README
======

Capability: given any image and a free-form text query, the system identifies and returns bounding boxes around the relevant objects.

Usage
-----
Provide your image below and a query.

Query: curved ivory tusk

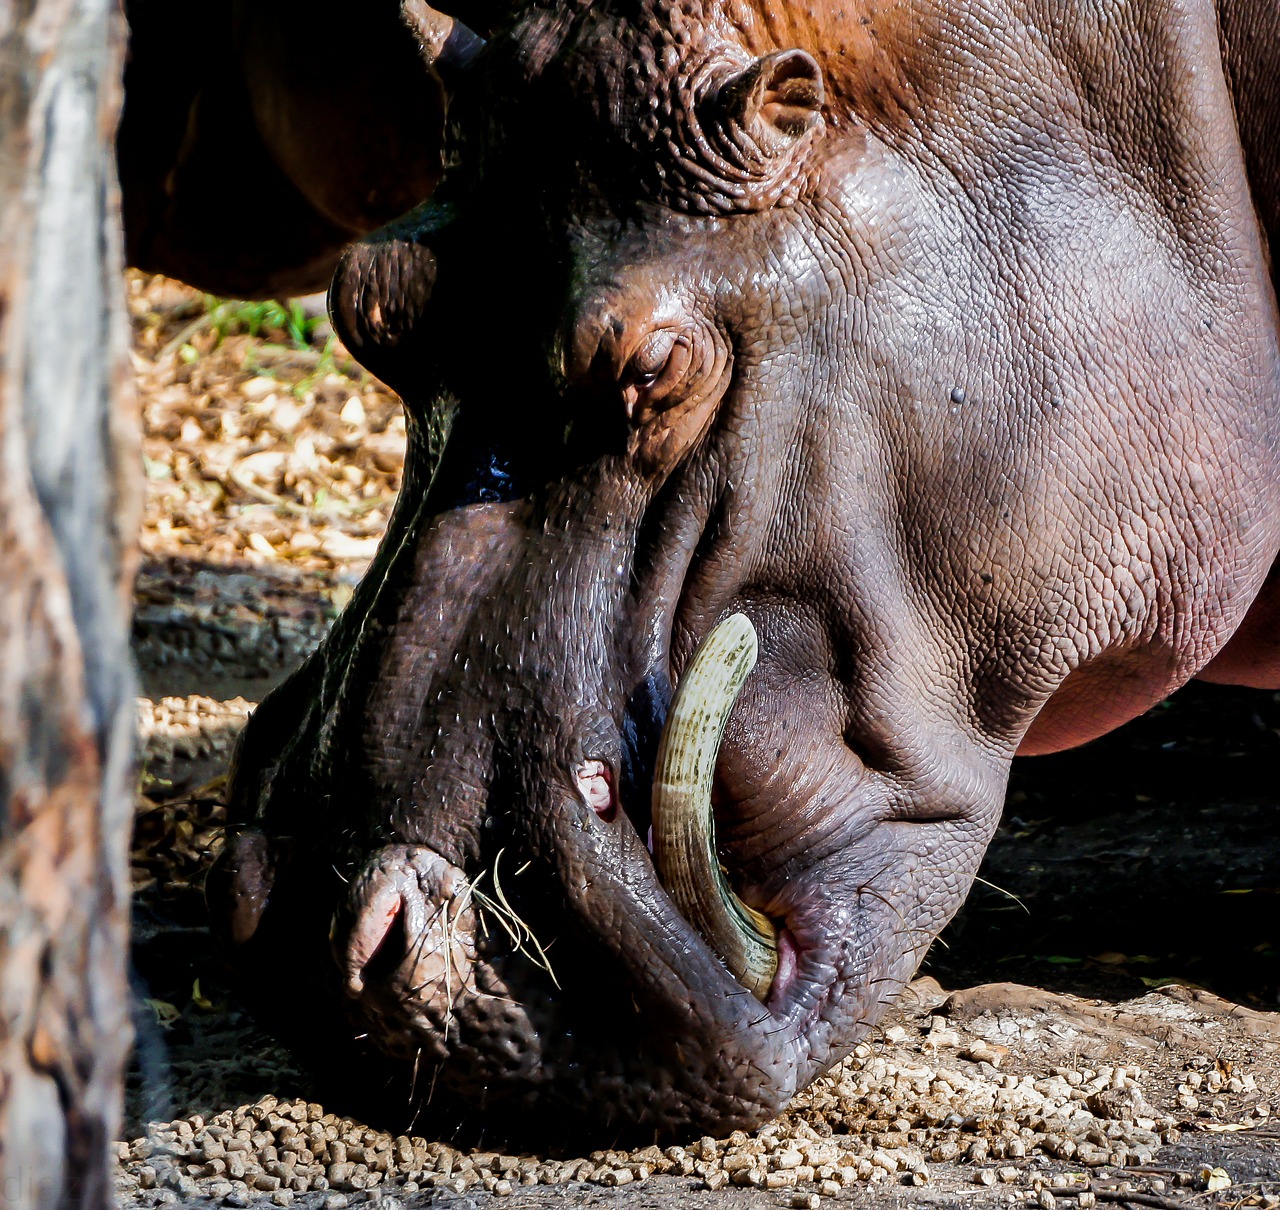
[651,613,779,1000]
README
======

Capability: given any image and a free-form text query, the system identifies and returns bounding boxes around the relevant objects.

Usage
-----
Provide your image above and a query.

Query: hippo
[206,0,1280,1142]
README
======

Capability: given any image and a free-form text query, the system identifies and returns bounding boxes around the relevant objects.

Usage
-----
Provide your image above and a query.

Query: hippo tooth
[575,759,616,820]
[651,612,779,1000]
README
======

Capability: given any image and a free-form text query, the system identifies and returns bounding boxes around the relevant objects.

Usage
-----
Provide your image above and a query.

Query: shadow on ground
[927,680,1280,1010]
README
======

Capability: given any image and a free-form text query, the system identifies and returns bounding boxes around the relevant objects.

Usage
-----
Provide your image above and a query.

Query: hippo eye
[622,329,693,414]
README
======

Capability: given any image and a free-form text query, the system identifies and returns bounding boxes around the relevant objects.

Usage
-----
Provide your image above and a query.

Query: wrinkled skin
[208,0,1280,1141]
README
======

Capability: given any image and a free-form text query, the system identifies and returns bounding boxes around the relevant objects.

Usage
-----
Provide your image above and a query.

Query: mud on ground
[119,277,1280,1209]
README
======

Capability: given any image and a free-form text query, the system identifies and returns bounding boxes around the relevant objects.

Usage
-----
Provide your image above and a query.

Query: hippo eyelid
[624,329,689,388]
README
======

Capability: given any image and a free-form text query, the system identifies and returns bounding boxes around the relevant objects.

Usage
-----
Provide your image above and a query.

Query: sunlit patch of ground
[129,272,403,575]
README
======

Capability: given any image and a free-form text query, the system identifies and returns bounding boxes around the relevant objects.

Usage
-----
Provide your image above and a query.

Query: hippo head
[210,0,1280,1140]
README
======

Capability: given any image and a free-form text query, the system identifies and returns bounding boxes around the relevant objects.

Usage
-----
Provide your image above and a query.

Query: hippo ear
[715,49,826,145]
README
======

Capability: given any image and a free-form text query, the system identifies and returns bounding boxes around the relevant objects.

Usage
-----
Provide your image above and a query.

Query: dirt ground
[119,276,1280,1209]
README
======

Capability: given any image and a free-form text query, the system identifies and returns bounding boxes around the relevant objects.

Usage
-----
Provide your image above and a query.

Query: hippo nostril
[359,904,410,992]
[338,882,407,995]
[206,827,277,949]
[574,759,616,820]
[334,844,482,1034]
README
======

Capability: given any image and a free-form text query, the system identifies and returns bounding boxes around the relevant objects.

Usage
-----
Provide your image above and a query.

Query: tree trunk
[0,3,136,1208]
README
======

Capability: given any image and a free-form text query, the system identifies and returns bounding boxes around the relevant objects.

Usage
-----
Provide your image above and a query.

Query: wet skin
[210,0,1280,1140]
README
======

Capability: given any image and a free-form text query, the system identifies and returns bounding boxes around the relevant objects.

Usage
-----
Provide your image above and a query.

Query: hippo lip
[564,795,807,1024]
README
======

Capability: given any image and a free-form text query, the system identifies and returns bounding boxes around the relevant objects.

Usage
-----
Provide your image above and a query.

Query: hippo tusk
[651,613,779,1000]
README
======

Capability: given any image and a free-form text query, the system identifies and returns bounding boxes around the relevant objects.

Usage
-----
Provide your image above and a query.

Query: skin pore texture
[206,0,1280,1142]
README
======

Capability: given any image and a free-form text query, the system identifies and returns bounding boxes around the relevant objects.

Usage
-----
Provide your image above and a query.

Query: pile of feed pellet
[114,1024,1217,1208]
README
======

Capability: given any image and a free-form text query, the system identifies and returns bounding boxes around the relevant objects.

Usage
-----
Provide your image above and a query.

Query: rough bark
[0,2,136,1208]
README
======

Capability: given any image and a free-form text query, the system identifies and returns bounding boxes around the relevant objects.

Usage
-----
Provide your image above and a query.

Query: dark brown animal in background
[119,0,485,297]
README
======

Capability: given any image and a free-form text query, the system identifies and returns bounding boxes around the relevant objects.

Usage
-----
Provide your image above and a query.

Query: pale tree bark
[0,2,136,1208]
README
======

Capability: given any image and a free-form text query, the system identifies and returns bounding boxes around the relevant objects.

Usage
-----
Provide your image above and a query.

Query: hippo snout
[330,845,549,1083]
